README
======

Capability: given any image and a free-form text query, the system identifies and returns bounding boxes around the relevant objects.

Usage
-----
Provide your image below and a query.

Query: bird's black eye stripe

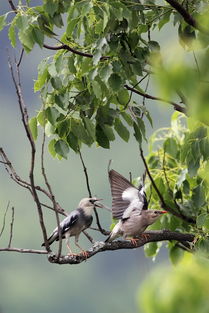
[90,199,95,204]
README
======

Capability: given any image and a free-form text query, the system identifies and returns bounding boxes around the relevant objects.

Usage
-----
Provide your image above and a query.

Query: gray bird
[105,170,167,243]
[42,197,103,255]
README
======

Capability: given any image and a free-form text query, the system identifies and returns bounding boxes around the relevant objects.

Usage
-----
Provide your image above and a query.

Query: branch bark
[139,147,196,224]
[124,84,187,114]
[48,230,195,265]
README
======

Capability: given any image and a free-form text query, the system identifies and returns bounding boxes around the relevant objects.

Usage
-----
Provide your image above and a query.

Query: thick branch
[48,230,194,265]
[124,84,186,114]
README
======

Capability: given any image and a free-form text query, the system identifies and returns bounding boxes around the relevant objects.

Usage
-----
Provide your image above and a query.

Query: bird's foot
[79,250,89,259]
[130,238,139,246]
[140,233,150,240]
[67,252,78,257]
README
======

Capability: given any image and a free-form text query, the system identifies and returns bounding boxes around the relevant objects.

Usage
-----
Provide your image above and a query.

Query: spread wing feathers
[109,169,147,220]
[43,211,79,246]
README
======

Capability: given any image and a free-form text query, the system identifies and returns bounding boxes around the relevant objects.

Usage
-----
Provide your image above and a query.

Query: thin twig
[139,147,195,223]
[83,230,95,244]
[8,206,15,248]
[17,49,24,67]
[78,150,109,235]
[124,84,187,114]
[164,0,208,34]
[0,247,48,254]
[41,130,62,258]
[0,202,10,238]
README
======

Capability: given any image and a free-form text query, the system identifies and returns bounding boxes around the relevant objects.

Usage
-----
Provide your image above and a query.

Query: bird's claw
[140,233,150,240]
[130,238,139,246]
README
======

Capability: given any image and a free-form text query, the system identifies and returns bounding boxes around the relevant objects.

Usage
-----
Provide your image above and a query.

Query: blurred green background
[0,2,178,313]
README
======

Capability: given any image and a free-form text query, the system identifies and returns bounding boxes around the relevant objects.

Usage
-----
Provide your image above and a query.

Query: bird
[105,169,167,243]
[42,197,103,255]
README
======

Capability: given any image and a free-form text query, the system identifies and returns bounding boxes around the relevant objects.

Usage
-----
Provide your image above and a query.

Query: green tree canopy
[1,0,209,262]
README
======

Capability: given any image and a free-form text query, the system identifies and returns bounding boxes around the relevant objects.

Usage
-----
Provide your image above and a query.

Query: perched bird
[42,197,103,255]
[105,170,167,243]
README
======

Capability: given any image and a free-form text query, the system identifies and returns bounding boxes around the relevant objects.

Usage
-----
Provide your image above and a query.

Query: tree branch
[124,84,187,114]
[41,130,62,257]
[78,150,109,235]
[8,206,15,248]
[48,230,195,265]
[0,247,48,254]
[8,56,50,252]
[165,0,198,31]
[139,147,196,224]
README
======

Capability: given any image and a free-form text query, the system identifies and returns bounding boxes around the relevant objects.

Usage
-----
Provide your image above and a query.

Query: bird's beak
[160,210,167,214]
[94,199,103,208]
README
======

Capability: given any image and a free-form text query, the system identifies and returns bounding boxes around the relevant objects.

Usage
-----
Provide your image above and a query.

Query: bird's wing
[59,210,79,234]
[109,170,139,219]
[109,169,148,220]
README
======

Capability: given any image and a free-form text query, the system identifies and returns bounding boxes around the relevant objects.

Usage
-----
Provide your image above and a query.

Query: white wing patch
[122,187,139,202]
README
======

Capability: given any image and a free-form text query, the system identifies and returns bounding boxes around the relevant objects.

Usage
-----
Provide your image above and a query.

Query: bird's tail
[41,232,57,247]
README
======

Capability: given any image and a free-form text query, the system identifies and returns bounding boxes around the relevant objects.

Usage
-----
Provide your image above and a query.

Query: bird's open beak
[160,210,167,214]
[94,199,103,208]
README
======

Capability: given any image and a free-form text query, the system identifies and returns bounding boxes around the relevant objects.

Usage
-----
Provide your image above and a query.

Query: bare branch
[7,0,17,12]
[41,130,62,258]
[165,0,208,34]
[139,147,196,224]
[8,56,50,251]
[48,230,195,265]
[0,247,48,254]
[124,84,187,114]
[8,206,15,248]
[78,150,109,235]
[0,202,10,238]
[83,230,95,244]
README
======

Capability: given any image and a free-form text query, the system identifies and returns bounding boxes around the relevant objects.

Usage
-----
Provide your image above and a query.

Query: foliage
[2,0,209,260]
[139,253,209,313]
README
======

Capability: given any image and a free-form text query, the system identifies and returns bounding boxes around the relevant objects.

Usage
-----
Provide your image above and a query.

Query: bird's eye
[89,199,95,204]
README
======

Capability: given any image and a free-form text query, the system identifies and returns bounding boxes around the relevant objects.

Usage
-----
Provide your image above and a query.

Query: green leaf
[67,132,79,153]
[0,14,6,31]
[169,245,184,265]
[192,185,205,208]
[37,111,46,126]
[108,73,123,91]
[164,137,178,158]
[99,64,113,82]
[68,57,76,74]
[101,124,115,141]
[43,0,58,17]
[117,89,130,105]
[45,107,60,125]
[96,124,110,149]
[71,119,93,145]
[121,111,133,126]
[133,122,142,144]
[32,27,44,48]
[144,242,158,257]
[29,117,38,140]
[18,27,35,52]
[83,117,95,140]
[54,139,69,159]
[114,118,130,142]
[48,139,57,157]
[8,22,16,47]
[197,213,207,228]
[92,80,102,99]
[66,18,80,37]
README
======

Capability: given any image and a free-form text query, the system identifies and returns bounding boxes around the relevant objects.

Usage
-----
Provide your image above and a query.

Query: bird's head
[144,209,167,224]
[78,197,103,214]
